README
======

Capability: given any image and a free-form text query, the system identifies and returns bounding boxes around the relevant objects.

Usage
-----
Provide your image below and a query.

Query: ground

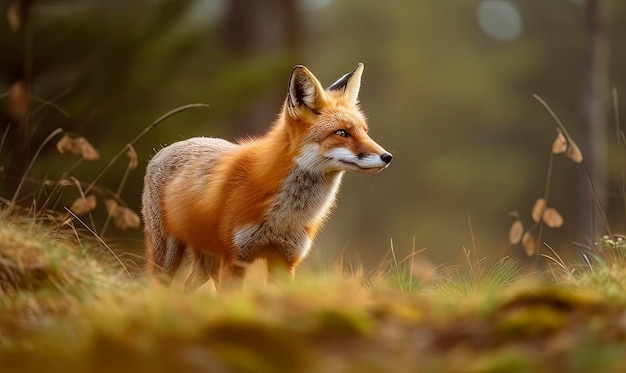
[2,220,626,373]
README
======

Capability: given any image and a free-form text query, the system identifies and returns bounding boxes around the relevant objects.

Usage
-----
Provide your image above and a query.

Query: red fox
[142,63,392,290]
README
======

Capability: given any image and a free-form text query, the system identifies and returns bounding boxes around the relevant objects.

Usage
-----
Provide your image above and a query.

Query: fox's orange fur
[142,63,392,291]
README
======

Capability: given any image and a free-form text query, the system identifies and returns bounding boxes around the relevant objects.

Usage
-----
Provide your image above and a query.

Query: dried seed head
[566,141,583,163]
[542,207,564,228]
[105,199,118,215]
[74,137,100,160]
[531,198,546,223]
[6,81,28,121]
[126,145,138,170]
[56,134,74,154]
[7,2,21,32]
[509,220,524,245]
[56,135,100,161]
[552,130,567,154]
[117,207,140,229]
[411,256,437,282]
[106,199,140,229]
[70,195,96,215]
[522,232,536,256]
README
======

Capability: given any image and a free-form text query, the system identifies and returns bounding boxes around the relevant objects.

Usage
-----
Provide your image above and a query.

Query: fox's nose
[380,152,393,164]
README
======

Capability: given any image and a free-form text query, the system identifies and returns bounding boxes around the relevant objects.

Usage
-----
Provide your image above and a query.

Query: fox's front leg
[264,250,297,284]
[182,251,219,292]
[215,259,249,292]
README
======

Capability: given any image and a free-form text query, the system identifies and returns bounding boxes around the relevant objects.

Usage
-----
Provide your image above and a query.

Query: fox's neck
[267,166,343,232]
[255,123,344,230]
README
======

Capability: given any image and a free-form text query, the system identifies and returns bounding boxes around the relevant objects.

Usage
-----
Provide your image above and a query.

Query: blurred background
[1,0,625,268]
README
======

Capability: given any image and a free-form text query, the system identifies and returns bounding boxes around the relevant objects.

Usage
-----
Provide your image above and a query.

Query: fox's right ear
[287,65,327,119]
[327,63,363,103]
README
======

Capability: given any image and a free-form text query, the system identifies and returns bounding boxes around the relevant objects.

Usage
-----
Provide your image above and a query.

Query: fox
[142,63,392,291]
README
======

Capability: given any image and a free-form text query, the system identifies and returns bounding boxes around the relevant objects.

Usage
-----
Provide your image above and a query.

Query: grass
[2,71,625,371]
[2,219,626,372]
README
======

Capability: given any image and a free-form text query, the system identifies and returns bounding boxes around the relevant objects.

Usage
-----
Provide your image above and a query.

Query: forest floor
[2,218,626,373]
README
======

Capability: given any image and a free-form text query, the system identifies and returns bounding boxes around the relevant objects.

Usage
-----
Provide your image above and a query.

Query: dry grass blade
[531,198,546,223]
[533,94,584,163]
[540,243,568,272]
[542,207,564,228]
[2,128,64,218]
[63,207,130,277]
[84,103,210,194]
[509,220,524,245]
[31,97,71,118]
[522,232,536,256]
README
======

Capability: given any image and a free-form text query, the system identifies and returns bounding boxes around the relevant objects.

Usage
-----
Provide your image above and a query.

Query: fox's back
[142,137,237,246]
[143,137,237,196]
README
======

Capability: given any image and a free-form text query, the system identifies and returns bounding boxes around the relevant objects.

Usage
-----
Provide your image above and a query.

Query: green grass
[2,220,626,372]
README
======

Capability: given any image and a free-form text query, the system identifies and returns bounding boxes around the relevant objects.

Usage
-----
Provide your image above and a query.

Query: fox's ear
[287,65,327,118]
[327,63,364,103]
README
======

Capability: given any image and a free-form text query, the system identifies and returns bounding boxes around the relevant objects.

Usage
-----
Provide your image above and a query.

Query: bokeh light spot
[477,1,522,41]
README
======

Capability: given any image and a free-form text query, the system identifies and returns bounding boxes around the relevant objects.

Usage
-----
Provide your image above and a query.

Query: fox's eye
[334,129,351,138]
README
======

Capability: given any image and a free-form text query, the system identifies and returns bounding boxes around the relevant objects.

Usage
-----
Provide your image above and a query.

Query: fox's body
[142,63,392,290]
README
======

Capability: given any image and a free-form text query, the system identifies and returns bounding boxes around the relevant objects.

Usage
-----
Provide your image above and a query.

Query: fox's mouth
[339,160,387,173]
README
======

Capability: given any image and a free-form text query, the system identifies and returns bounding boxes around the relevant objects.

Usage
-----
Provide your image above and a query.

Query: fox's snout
[380,152,393,164]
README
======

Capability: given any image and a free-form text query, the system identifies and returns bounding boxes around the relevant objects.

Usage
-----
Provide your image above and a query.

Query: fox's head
[284,63,392,174]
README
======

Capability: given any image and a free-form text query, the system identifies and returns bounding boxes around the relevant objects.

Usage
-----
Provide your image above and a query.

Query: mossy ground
[2,220,626,372]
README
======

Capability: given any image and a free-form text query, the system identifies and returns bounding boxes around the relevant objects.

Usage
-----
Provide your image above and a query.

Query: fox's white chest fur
[233,167,343,261]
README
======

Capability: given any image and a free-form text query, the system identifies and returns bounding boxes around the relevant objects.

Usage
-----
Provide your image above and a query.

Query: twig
[84,103,210,194]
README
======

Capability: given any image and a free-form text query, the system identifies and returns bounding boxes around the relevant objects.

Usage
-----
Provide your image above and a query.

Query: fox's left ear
[287,65,327,119]
[327,63,364,103]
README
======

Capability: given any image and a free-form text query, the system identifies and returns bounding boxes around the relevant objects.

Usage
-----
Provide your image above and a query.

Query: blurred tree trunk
[578,0,610,240]
[220,0,301,134]
[3,0,33,197]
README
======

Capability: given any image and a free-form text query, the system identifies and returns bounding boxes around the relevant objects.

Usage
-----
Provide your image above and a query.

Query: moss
[467,347,539,373]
